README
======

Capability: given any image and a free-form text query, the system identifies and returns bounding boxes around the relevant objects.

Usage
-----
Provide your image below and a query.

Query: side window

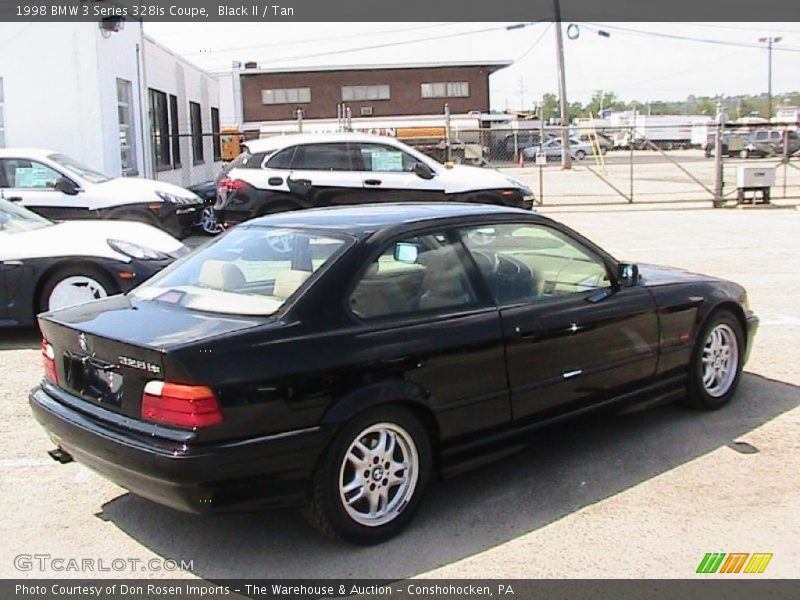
[266,146,296,169]
[353,143,418,172]
[0,159,62,189]
[350,233,477,319]
[291,143,353,171]
[459,223,610,305]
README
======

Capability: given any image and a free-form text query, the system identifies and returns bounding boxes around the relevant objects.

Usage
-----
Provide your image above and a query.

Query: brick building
[233,61,511,124]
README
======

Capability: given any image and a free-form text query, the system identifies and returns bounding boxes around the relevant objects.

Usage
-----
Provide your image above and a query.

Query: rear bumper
[29,385,330,513]
[156,203,203,238]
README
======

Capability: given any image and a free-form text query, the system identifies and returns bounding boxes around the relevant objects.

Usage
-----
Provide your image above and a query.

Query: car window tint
[291,143,352,171]
[350,234,477,319]
[460,223,610,305]
[0,159,61,189]
[221,150,266,175]
[353,143,417,172]
[266,147,296,169]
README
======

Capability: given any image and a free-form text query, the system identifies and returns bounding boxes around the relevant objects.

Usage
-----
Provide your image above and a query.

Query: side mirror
[413,162,435,180]
[53,177,79,195]
[617,263,640,287]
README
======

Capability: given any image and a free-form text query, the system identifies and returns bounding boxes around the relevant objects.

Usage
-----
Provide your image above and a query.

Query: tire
[199,205,223,236]
[740,149,750,159]
[38,265,118,313]
[684,310,745,410]
[575,150,586,160]
[304,405,432,544]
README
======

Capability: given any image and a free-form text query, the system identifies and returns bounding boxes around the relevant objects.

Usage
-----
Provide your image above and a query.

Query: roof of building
[237,60,513,76]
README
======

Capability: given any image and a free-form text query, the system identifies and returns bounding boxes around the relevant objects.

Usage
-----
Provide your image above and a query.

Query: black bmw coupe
[30,203,757,543]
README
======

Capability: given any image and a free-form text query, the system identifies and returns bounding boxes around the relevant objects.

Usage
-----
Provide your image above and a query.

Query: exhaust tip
[47,448,74,464]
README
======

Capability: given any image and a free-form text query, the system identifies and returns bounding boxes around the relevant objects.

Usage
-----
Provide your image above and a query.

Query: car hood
[42,294,269,350]
[637,263,717,286]
[437,164,529,194]
[91,177,201,202]
[0,220,185,262]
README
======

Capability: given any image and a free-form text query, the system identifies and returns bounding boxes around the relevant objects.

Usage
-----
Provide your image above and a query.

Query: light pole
[758,36,782,120]
[553,0,571,169]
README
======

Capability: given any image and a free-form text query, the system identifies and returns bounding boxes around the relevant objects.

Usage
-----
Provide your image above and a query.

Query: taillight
[142,381,222,429]
[41,339,57,384]
[217,177,247,193]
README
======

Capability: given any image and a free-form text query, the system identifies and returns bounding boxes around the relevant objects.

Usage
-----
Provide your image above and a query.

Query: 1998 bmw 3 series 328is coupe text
[30,203,758,543]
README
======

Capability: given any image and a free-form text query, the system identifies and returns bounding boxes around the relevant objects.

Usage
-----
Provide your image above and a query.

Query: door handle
[267,177,283,186]
[513,326,538,341]
[364,179,382,186]
[7,197,22,202]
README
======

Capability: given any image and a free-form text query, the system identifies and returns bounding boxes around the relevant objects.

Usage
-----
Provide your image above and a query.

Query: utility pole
[713,98,725,208]
[553,0,571,169]
[759,36,782,120]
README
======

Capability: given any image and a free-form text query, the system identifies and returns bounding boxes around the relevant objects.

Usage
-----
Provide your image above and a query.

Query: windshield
[47,153,111,184]
[0,198,53,233]
[132,226,349,316]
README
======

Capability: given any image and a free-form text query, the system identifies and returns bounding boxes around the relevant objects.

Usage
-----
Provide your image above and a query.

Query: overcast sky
[144,22,800,110]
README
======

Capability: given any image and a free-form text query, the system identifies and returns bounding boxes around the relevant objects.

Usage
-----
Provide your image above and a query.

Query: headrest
[273,269,310,300]
[199,260,246,291]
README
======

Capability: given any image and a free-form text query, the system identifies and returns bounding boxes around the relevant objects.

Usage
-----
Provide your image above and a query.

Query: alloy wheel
[701,323,739,398]
[48,276,108,310]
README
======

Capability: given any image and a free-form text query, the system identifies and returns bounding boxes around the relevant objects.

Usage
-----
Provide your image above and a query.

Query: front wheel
[740,148,750,159]
[305,406,432,544]
[39,266,117,313]
[684,310,744,410]
[199,205,223,235]
[575,150,586,160]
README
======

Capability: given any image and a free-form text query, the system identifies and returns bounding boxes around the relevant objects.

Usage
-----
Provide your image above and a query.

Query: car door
[347,228,509,442]
[458,221,659,422]
[0,158,87,220]
[350,142,445,202]
[284,142,366,207]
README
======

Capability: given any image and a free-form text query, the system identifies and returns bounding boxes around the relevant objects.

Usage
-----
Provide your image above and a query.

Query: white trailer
[611,114,709,150]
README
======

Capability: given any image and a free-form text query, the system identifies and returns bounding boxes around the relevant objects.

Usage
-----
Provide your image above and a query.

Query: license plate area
[63,352,124,407]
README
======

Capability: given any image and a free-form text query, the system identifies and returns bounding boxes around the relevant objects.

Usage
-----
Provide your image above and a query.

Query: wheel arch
[698,299,748,348]
[33,258,121,317]
[321,380,443,475]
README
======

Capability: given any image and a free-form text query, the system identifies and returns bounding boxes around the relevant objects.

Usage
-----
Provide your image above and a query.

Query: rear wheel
[575,150,587,160]
[305,405,432,544]
[684,310,744,410]
[39,266,118,313]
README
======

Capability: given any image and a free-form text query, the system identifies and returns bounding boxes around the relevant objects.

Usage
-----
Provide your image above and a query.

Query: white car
[0,199,188,327]
[213,133,535,226]
[0,149,204,239]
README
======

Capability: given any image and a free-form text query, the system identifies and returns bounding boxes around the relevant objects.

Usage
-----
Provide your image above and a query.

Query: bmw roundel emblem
[78,333,89,353]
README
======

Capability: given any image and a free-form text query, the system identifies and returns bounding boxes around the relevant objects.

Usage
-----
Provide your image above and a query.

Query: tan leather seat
[417,248,472,310]
[273,269,311,300]
[199,260,246,291]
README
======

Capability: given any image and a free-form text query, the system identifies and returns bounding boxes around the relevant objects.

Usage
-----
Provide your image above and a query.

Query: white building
[0,22,222,186]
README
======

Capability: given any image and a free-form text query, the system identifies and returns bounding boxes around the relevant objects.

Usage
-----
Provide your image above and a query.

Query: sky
[143,22,800,110]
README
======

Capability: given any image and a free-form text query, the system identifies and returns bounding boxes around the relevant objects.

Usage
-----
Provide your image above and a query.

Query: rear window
[132,227,349,316]
[221,150,267,175]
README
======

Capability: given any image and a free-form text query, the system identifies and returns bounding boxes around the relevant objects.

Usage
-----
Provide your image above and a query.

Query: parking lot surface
[1,207,798,579]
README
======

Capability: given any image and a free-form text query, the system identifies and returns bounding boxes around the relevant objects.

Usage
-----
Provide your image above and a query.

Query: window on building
[341,85,390,102]
[261,88,311,105]
[149,89,170,170]
[169,94,181,168]
[116,79,138,176]
[190,101,203,164]
[211,107,221,161]
[0,78,5,148]
[420,81,470,98]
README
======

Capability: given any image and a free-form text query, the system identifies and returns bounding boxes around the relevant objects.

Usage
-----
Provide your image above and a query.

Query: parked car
[0,149,204,239]
[0,198,186,327]
[575,133,613,154]
[522,137,594,161]
[704,131,748,158]
[740,129,800,159]
[502,130,550,155]
[31,203,757,543]
[187,180,224,235]
[213,134,535,227]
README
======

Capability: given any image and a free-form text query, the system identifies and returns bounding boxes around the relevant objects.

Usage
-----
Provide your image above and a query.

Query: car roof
[243,202,541,238]
[243,133,409,154]
[0,148,59,160]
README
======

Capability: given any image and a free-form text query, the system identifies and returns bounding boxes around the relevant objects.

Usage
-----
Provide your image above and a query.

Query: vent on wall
[360,106,374,116]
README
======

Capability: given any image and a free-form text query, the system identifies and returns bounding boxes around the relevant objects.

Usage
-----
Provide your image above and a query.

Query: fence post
[629,125,634,203]
[444,103,452,164]
[713,99,725,207]
[296,108,304,133]
[783,125,789,198]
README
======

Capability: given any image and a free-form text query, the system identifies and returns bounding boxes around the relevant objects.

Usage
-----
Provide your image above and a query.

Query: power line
[514,23,552,63]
